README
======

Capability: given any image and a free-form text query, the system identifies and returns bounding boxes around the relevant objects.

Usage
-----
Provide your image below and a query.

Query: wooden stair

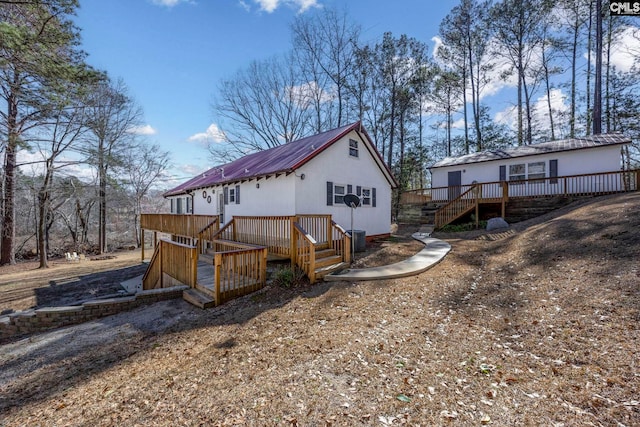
[301,248,349,280]
[183,287,215,309]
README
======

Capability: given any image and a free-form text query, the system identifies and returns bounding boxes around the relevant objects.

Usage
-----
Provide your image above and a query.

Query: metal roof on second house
[431,133,631,169]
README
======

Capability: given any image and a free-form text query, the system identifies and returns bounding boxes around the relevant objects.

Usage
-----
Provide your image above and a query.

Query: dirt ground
[0,249,145,313]
[1,192,639,426]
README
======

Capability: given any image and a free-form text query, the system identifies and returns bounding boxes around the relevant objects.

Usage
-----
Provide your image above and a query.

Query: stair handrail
[330,220,351,265]
[212,218,235,241]
[435,184,480,228]
[142,242,161,290]
[292,221,317,284]
[197,217,220,254]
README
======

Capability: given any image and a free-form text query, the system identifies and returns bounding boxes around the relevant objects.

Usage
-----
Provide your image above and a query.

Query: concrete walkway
[325,226,451,282]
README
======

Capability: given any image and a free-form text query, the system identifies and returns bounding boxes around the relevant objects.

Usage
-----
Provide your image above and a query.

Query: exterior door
[448,171,462,200]
[218,192,224,224]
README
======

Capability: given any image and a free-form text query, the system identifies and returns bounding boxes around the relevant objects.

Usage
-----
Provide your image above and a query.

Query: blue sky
[74,0,457,185]
[72,0,639,187]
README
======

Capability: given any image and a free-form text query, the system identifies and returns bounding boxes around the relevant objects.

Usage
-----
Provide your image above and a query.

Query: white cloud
[188,123,226,144]
[17,150,96,182]
[431,36,443,61]
[287,81,334,108]
[151,0,189,7]
[128,124,157,135]
[609,26,639,73]
[494,88,570,134]
[253,0,320,13]
[531,88,569,131]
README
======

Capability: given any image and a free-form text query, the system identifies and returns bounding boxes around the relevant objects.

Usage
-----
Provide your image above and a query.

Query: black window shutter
[372,187,377,207]
[224,187,228,205]
[550,159,558,183]
[170,199,175,213]
[356,186,361,196]
[235,185,240,204]
[347,184,352,194]
[326,181,333,206]
[499,165,506,181]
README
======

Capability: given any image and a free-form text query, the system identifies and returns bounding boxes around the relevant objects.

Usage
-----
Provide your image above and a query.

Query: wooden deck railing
[428,169,639,228]
[215,216,293,257]
[292,222,317,284]
[140,214,219,237]
[330,221,351,265]
[434,185,480,229]
[420,169,640,203]
[142,239,198,290]
[210,240,268,305]
[197,217,220,254]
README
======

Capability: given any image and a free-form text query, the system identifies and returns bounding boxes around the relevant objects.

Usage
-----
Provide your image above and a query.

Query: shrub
[272,266,305,288]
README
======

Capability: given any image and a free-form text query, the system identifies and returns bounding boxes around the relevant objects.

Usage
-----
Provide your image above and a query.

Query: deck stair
[306,246,348,280]
[183,287,215,309]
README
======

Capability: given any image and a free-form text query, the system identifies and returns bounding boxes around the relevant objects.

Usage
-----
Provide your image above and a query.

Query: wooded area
[210,1,639,194]
[1,0,639,267]
[0,0,170,266]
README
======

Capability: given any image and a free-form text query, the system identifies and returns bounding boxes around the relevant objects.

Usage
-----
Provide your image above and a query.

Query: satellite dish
[343,193,361,208]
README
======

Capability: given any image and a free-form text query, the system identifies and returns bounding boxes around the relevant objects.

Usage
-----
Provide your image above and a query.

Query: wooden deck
[400,169,640,228]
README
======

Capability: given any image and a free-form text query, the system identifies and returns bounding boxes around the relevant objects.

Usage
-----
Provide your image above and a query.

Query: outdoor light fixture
[256,183,260,189]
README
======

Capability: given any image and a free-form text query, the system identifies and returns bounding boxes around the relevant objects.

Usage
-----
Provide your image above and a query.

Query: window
[176,198,183,214]
[186,196,192,213]
[349,139,359,157]
[334,184,345,205]
[528,161,546,180]
[170,199,175,213]
[361,188,371,205]
[509,164,526,182]
[229,188,235,203]
[549,159,558,184]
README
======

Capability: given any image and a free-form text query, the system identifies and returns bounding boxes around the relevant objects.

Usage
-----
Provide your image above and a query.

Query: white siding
[223,175,296,222]
[166,130,393,237]
[431,145,623,189]
[295,130,392,236]
[192,187,219,215]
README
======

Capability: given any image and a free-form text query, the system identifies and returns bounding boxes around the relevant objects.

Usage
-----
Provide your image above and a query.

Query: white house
[430,134,632,199]
[164,122,397,238]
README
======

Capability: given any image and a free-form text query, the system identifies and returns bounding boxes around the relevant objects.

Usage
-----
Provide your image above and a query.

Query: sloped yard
[1,192,639,426]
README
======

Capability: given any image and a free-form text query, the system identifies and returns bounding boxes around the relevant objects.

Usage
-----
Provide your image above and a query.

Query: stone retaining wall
[0,285,188,342]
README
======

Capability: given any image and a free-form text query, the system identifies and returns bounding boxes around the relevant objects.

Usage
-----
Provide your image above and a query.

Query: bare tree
[440,0,494,152]
[120,142,170,247]
[29,96,87,267]
[83,78,142,254]
[491,0,554,145]
[212,54,310,160]
[291,8,360,128]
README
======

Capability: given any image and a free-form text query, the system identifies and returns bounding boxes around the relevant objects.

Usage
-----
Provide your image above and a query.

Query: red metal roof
[165,122,393,196]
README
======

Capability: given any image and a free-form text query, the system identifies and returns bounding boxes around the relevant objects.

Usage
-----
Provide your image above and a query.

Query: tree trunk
[586,0,594,135]
[1,93,18,266]
[593,0,603,134]
[37,190,49,269]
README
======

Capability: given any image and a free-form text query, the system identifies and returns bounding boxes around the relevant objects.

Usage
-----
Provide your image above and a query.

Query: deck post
[326,215,332,248]
[214,253,222,305]
[290,217,297,268]
[159,241,164,288]
[474,185,479,229]
[141,228,145,261]
[261,247,268,284]
[191,247,198,288]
